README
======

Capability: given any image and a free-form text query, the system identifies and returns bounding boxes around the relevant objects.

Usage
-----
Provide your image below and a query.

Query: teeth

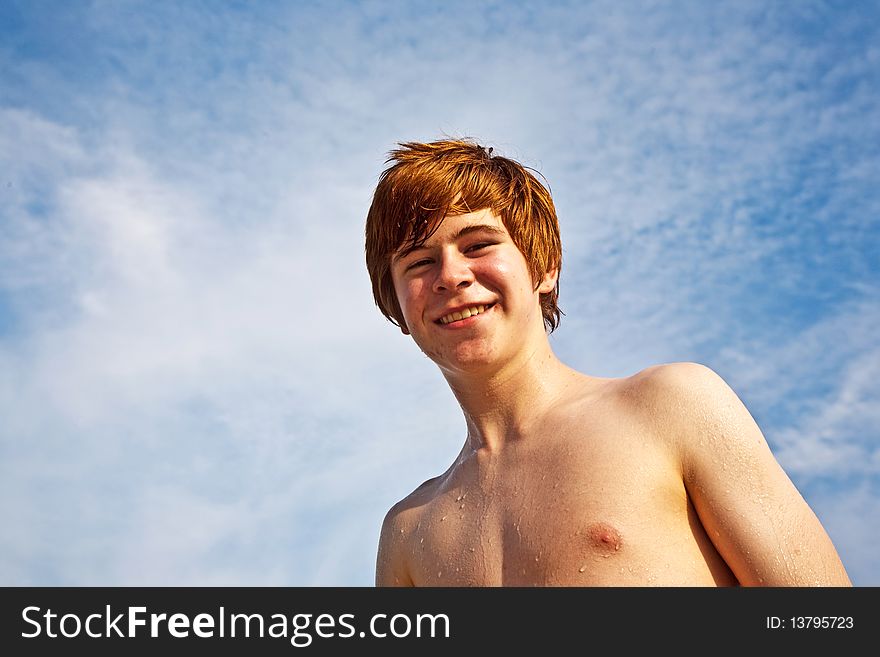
[440,304,489,325]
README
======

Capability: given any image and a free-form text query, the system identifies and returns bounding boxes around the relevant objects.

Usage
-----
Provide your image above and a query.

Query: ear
[536,267,559,294]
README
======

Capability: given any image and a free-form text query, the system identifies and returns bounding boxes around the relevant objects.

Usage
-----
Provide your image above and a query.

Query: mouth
[435,303,496,326]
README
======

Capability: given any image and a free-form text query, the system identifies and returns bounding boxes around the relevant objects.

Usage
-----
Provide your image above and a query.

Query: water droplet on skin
[579,566,586,573]
[437,571,442,578]
[460,504,465,509]
[469,548,476,552]
[441,516,447,521]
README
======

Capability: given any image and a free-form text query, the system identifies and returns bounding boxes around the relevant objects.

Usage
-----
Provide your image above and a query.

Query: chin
[413,332,498,370]
[440,346,499,372]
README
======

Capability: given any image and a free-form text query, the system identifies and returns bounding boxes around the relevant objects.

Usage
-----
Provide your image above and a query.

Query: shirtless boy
[366,139,851,586]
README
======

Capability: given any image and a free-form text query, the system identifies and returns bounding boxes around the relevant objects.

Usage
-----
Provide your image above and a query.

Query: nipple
[586,522,623,553]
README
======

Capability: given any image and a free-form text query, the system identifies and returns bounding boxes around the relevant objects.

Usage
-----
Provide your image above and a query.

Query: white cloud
[810,482,880,586]
[773,342,880,478]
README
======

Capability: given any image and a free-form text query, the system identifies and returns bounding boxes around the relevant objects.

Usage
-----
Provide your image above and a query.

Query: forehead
[393,209,506,259]
[434,208,504,234]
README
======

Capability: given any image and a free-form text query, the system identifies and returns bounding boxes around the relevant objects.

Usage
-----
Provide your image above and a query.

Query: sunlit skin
[376,209,852,587]
[391,209,557,393]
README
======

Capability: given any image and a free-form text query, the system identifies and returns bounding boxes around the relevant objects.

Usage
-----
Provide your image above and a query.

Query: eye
[406,258,432,271]
[467,242,494,252]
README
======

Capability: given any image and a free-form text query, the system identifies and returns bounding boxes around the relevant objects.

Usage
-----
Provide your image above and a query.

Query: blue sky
[1,0,878,585]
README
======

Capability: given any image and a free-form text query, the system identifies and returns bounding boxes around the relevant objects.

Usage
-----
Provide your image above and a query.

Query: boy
[365,139,850,586]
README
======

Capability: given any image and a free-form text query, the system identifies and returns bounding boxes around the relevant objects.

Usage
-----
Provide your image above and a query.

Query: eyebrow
[393,224,507,263]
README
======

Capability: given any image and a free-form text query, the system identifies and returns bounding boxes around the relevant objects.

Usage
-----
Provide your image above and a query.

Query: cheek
[479,258,514,284]
[397,279,429,321]
[482,258,533,298]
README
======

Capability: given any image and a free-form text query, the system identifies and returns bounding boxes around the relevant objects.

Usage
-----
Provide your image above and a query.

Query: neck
[442,340,580,455]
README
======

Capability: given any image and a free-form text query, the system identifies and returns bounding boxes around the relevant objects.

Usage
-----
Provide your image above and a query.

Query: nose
[432,250,474,293]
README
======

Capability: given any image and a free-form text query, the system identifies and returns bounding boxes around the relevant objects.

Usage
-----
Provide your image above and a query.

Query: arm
[650,362,851,586]
[375,506,414,587]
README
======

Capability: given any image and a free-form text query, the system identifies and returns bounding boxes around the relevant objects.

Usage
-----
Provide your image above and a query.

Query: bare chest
[405,433,728,586]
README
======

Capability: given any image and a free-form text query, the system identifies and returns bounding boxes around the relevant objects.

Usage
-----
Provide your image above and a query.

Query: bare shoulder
[613,362,851,585]
[606,361,780,481]
[382,475,443,528]
[375,475,443,587]
[617,361,732,407]
[603,362,732,444]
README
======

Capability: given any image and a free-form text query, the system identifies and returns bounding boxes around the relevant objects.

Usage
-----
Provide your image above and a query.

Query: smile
[437,303,495,325]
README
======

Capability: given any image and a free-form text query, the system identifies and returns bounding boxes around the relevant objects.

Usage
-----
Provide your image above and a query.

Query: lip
[434,302,497,328]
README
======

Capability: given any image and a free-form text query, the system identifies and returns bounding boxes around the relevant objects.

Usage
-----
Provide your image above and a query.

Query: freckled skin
[375,210,851,587]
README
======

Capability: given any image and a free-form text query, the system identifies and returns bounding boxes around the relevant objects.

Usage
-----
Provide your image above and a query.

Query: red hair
[365,139,563,332]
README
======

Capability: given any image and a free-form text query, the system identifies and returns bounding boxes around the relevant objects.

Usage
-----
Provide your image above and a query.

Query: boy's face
[390,208,557,375]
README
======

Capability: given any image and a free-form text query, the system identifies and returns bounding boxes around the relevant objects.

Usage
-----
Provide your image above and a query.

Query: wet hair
[365,138,563,333]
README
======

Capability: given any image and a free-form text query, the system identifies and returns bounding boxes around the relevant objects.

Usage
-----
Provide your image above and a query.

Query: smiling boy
[366,139,850,586]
